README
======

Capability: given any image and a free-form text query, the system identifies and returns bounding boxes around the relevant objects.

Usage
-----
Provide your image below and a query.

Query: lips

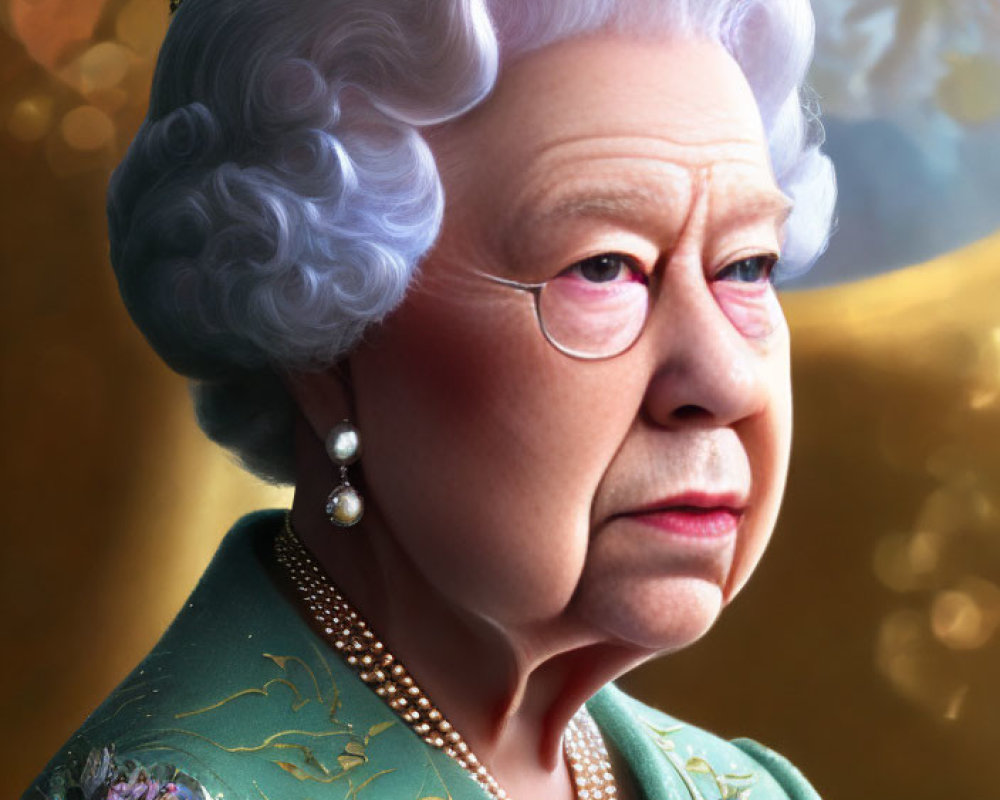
[614,491,748,539]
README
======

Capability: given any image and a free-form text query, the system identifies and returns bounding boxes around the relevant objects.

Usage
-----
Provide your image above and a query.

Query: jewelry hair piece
[325,420,364,527]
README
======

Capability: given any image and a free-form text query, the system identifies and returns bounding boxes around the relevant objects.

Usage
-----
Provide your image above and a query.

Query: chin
[576,574,725,654]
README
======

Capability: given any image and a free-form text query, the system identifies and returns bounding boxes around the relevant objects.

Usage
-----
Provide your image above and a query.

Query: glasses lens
[537,274,649,358]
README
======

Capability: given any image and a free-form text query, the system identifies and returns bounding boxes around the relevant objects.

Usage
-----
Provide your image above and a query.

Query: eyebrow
[524,185,680,231]
[547,188,672,223]
[512,183,794,239]
[711,188,795,231]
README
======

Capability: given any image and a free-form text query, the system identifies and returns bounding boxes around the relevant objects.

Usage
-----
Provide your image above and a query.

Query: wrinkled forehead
[430,34,780,232]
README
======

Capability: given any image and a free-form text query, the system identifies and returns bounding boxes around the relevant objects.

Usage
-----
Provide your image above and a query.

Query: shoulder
[589,683,822,800]
[22,511,286,800]
[24,511,480,800]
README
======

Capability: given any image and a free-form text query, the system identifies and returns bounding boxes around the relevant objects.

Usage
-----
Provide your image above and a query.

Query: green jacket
[24,511,821,800]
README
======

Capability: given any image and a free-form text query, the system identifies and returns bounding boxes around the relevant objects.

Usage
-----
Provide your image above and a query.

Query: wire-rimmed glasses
[476,255,652,360]
[477,251,781,359]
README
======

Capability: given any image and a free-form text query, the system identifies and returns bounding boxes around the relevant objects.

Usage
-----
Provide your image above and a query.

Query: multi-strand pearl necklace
[275,516,618,800]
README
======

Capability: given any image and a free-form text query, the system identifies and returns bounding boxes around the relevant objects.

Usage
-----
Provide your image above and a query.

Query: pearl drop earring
[324,420,363,527]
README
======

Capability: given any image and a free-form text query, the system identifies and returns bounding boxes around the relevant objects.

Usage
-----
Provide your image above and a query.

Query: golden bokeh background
[2,3,998,799]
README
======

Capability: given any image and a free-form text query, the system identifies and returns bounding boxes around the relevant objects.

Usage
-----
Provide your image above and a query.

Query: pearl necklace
[275,516,618,800]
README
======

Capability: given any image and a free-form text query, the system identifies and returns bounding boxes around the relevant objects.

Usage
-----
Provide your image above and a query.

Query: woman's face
[348,34,792,653]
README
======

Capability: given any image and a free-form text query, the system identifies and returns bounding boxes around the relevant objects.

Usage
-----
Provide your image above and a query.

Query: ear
[282,365,354,443]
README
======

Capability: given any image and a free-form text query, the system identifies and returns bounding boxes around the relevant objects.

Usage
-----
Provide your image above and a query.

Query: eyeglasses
[477,252,780,359]
[477,253,652,361]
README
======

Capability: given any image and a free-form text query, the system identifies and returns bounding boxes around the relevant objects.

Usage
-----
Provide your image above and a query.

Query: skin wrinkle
[589,428,751,529]
[523,135,775,169]
[289,35,793,800]
[529,185,792,237]
[496,155,789,290]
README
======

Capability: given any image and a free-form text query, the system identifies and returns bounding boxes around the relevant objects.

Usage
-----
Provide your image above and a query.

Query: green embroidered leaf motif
[274,761,319,781]
[173,677,309,718]
[338,740,368,772]
[337,754,365,772]
[291,745,331,776]
[685,757,713,774]
[366,721,395,739]
[718,772,756,799]
[644,721,684,737]
[643,719,683,753]
[351,769,395,796]
[266,654,291,670]
[261,653,324,702]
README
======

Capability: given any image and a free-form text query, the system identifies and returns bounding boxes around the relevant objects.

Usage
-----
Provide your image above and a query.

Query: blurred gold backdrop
[2,3,999,799]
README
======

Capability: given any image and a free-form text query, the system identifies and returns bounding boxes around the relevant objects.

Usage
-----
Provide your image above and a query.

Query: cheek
[351,286,642,624]
[362,293,502,433]
[712,283,783,340]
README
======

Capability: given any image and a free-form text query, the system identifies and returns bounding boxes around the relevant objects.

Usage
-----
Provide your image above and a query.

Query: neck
[290,424,651,799]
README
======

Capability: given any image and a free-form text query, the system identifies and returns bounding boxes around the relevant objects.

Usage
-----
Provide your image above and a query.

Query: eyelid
[710,250,780,279]
[561,251,652,279]
[540,228,660,274]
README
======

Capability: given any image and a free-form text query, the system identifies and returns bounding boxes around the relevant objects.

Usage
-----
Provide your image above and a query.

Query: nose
[643,273,772,428]
[641,198,776,430]
[653,330,769,432]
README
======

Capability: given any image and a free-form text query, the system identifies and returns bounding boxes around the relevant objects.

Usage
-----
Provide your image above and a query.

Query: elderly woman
[25,0,835,798]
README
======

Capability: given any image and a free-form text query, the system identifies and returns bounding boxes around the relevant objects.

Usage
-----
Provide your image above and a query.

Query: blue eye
[717,254,778,284]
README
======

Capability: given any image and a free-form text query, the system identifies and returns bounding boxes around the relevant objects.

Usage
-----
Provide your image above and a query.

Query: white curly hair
[108,0,836,483]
